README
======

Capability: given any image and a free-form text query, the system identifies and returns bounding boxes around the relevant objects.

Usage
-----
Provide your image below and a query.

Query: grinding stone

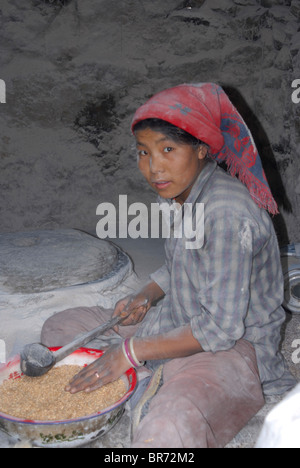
[0,229,119,294]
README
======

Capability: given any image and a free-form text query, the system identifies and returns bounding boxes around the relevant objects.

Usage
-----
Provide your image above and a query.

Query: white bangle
[129,337,145,367]
[122,340,134,368]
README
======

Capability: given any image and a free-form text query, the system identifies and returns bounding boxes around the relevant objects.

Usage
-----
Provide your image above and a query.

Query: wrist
[121,338,145,369]
[141,281,164,305]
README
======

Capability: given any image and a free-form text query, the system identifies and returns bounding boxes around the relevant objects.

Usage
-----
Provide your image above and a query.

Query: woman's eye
[163,147,174,153]
[138,150,148,157]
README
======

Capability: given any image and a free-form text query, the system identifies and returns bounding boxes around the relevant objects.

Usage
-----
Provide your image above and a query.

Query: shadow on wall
[74,94,119,153]
[32,0,73,7]
[223,86,292,247]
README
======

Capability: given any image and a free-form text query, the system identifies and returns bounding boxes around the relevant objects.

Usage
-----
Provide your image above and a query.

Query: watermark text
[96,195,205,250]
[292,339,300,364]
[0,79,6,104]
[292,79,300,104]
[0,339,6,363]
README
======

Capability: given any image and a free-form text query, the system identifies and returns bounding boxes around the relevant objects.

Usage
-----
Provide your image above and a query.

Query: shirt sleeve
[190,210,258,353]
[150,264,170,294]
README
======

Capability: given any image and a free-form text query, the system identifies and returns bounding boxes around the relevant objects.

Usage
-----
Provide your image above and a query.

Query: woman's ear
[197,144,208,160]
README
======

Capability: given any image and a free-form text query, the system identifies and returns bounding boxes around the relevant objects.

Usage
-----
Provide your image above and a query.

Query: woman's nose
[150,154,164,174]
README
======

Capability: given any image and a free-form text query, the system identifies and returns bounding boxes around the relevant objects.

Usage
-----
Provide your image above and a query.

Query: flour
[238,220,253,253]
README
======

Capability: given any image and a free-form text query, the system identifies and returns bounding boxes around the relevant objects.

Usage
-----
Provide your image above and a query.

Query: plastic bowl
[0,347,136,448]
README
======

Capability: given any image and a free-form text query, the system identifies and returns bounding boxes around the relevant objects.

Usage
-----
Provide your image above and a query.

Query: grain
[0,365,127,421]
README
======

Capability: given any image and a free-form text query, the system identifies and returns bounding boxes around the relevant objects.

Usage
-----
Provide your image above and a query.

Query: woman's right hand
[113,281,165,328]
[113,292,152,327]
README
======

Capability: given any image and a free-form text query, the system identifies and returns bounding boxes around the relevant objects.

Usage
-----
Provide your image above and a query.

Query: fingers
[65,346,129,394]
[116,296,150,327]
[112,296,133,332]
[113,297,130,318]
[67,369,106,394]
[114,295,150,317]
[122,304,148,325]
[65,361,109,394]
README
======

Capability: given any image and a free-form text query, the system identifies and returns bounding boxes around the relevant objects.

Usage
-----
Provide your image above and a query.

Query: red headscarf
[131,83,278,215]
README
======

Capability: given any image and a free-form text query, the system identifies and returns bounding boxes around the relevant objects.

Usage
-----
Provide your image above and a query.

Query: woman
[42,83,296,448]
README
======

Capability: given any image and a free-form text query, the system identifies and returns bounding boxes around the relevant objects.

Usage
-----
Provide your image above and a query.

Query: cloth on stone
[131,82,278,215]
[255,383,300,448]
[40,305,142,350]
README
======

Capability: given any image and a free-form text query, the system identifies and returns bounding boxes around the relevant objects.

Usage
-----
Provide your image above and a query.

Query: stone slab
[0,229,119,294]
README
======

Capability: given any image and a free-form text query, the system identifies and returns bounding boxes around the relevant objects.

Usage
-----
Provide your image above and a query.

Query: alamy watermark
[292,79,300,104]
[0,339,6,363]
[0,79,6,104]
[292,339,300,364]
[96,195,204,250]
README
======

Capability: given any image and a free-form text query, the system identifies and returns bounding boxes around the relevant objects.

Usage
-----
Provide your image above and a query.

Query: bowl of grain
[0,347,137,448]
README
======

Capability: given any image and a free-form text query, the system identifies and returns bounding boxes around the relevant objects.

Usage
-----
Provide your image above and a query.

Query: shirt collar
[184,158,217,206]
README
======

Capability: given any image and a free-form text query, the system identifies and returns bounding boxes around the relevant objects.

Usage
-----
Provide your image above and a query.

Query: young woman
[41,83,296,448]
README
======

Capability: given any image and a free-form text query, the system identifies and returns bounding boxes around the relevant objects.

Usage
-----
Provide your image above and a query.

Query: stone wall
[0,0,299,244]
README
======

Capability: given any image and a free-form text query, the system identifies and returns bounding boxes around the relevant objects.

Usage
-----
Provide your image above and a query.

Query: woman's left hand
[65,344,129,394]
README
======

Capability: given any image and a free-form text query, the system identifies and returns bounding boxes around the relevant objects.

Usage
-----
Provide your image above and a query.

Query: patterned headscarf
[131,83,278,215]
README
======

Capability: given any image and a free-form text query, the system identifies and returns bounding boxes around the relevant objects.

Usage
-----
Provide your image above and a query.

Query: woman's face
[135,128,207,205]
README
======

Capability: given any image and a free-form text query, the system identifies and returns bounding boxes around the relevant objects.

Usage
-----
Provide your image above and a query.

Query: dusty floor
[0,236,299,448]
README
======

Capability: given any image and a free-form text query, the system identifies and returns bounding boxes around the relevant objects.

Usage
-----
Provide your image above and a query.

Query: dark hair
[133,118,206,148]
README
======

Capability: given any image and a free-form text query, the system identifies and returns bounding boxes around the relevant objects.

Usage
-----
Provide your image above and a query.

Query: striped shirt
[136,159,296,395]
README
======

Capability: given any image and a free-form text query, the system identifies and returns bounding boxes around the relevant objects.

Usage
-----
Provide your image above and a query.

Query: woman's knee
[41,306,108,347]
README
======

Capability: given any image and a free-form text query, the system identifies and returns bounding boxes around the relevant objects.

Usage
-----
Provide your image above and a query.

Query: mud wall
[0,0,299,245]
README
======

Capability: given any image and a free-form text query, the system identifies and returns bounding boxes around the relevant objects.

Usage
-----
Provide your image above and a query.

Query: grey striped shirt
[136,159,296,395]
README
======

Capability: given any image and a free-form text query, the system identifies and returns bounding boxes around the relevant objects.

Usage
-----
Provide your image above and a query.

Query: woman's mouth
[153,181,171,190]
